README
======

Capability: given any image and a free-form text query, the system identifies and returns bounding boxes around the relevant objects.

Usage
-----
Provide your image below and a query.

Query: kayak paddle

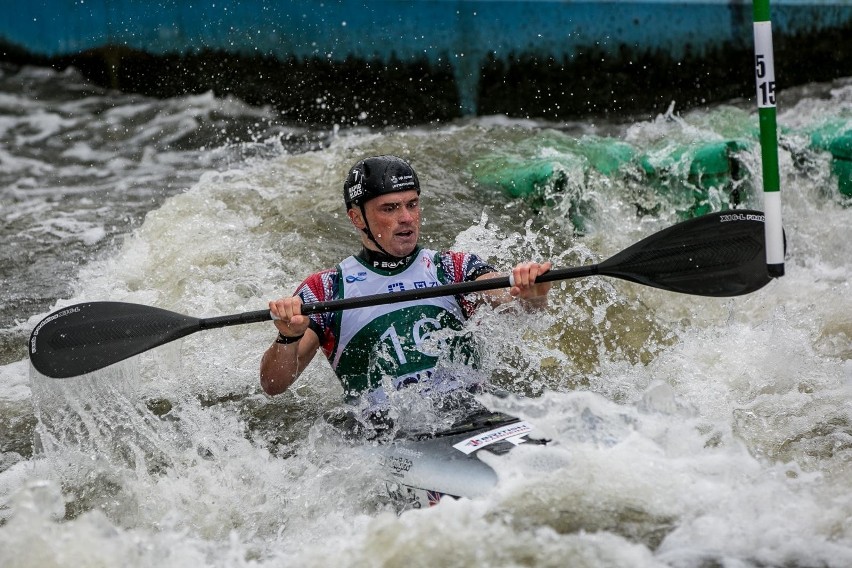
[29,209,775,378]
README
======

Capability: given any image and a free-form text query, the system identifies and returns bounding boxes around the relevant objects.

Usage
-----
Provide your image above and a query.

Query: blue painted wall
[7,1,851,57]
[2,1,851,116]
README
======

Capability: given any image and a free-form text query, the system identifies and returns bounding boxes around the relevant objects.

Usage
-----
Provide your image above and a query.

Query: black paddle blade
[29,302,201,378]
[599,210,774,297]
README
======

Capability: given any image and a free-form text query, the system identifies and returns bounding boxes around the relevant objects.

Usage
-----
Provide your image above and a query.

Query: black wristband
[275,332,304,345]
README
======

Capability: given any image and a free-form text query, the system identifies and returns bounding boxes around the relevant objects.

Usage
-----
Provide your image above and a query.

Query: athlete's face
[350,190,421,257]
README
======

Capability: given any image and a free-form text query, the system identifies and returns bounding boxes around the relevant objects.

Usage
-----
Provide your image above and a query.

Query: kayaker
[260,155,552,414]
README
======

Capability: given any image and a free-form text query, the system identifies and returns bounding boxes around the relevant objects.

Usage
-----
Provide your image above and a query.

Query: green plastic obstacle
[475,157,570,200]
[473,154,590,231]
[472,134,753,227]
[637,139,752,219]
[809,120,850,152]
[472,134,635,198]
[807,120,852,198]
[829,133,852,198]
[471,133,636,232]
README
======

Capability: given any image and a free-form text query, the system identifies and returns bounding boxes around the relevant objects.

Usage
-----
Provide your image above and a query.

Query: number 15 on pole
[753,1,785,277]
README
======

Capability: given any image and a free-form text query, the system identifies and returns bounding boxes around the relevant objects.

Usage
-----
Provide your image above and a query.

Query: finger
[523,262,537,287]
[514,263,529,288]
[533,263,553,296]
[281,298,309,329]
[528,264,541,284]
[270,299,288,320]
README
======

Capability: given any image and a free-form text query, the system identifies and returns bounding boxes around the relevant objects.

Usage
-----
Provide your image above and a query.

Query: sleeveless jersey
[294,248,494,403]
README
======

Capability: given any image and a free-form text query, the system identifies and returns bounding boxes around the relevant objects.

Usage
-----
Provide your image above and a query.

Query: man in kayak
[260,155,551,414]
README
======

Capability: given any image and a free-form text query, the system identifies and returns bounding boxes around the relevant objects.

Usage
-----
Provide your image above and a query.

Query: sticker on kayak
[452,421,534,455]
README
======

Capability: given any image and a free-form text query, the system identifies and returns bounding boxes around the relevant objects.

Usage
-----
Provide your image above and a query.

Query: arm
[259,296,320,396]
[477,261,553,309]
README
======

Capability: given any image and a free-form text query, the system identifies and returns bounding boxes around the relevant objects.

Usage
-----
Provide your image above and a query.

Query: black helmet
[343,155,420,209]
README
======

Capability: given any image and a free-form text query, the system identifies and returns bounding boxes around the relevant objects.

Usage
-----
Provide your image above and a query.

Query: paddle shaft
[198,265,595,328]
[29,210,774,378]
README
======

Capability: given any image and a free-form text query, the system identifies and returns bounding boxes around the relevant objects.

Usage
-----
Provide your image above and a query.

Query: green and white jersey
[331,249,478,400]
[295,247,495,406]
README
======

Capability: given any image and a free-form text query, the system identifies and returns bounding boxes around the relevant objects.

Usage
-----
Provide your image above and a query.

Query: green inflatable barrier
[573,137,636,176]
[471,133,636,232]
[472,134,635,198]
[473,154,591,231]
[472,133,755,227]
[475,157,569,199]
[638,139,752,218]
[829,133,852,197]
[807,120,852,198]
[809,120,852,152]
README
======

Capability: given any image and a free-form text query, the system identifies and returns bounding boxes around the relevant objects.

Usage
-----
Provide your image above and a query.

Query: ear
[348,207,366,230]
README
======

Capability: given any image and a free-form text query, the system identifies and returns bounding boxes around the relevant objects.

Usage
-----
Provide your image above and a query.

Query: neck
[357,245,419,270]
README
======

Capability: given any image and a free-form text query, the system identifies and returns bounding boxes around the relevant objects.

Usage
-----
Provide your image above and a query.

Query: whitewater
[1,65,851,567]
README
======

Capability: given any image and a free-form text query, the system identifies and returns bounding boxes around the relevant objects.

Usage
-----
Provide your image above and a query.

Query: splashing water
[2,67,852,566]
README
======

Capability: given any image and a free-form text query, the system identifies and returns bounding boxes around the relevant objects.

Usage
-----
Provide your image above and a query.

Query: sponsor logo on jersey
[370,252,416,269]
[387,280,439,293]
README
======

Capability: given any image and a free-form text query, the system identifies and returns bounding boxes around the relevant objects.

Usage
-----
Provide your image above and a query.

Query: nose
[398,205,415,223]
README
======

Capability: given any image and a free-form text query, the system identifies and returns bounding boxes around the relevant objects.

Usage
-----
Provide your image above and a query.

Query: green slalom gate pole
[753,0,785,277]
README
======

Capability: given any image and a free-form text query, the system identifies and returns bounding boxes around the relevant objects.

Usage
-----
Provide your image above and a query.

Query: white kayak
[374,410,547,509]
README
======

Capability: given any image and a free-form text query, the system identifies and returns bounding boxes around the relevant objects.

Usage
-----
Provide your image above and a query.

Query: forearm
[479,285,549,311]
[259,332,318,396]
